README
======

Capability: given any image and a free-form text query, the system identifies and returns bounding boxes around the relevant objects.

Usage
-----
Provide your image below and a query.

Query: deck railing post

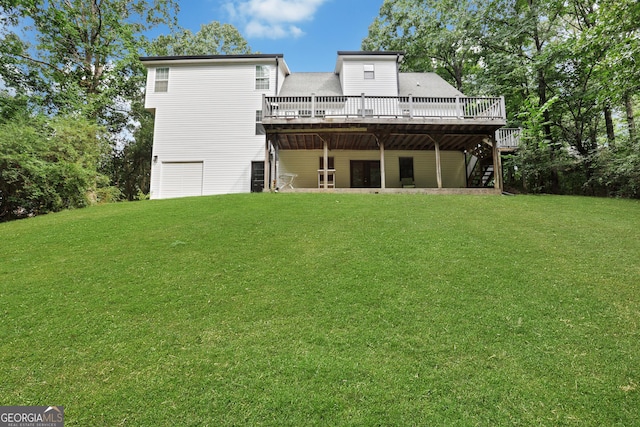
[361,93,366,118]
[262,94,267,117]
[500,96,506,120]
[409,94,414,119]
[311,93,315,118]
[456,95,462,119]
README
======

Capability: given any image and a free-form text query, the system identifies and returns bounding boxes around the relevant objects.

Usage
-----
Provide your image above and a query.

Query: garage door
[160,162,203,199]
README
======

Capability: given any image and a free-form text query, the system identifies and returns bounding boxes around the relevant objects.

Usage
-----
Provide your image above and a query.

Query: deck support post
[492,138,503,192]
[323,138,329,190]
[264,138,271,191]
[435,140,443,189]
[380,140,386,189]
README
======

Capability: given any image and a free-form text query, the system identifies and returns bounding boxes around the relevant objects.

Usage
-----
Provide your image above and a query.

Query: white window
[364,64,375,80]
[255,110,265,135]
[155,67,169,92]
[256,65,270,90]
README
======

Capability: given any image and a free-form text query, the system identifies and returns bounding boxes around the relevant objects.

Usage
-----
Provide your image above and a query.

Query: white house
[141,51,518,199]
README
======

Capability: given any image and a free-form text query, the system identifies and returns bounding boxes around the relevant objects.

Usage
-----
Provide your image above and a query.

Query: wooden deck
[260,96,519,194]
[261,95,517,153]
[263,95,506,121]
[496,128,521,151]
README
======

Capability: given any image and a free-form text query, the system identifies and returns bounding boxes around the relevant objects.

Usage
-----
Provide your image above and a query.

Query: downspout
[275,57,279,96]
[396,53,401,95]
[270,57,279,191]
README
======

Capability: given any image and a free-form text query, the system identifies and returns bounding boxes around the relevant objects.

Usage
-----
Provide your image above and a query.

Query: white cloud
[245,21,306,39]
[223,0,328,39]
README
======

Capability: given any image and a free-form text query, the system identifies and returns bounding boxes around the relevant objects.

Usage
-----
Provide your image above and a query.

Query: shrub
[0,114,109,221]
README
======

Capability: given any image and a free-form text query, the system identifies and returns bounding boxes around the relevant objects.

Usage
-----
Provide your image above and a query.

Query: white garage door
[160,162,203,199]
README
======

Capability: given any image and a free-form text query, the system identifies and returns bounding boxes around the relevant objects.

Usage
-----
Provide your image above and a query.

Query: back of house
[141,51,509,198]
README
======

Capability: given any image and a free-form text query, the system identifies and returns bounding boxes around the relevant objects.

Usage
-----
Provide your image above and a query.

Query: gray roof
[140,54,284,62]
[337,51,405,56]
[399,73,463,97]
[279,71,464,97]
[279,73,343,96]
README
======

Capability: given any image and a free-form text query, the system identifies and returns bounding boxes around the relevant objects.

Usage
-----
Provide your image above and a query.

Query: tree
[148,21,252,57]
[588,0,640,144]
[105,98,154,200]
[363,0,640,197]
[1,0,180,207]
[362,0,483,92]
[0,0,179,129]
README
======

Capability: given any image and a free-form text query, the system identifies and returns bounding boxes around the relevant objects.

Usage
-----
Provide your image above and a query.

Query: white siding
[277,60,288,94]
[278,150,466,189]
[339,58,399,97]
[145,59,277,199]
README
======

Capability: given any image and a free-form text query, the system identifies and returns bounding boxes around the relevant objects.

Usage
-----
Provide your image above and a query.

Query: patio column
[264,138,270,191]
[492,138,503,192]
[323,138,329,190]
[380,140,386,189]
[435,140,443,189]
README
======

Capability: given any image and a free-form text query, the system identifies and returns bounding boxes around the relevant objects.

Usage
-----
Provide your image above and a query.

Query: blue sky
[176,0,385,72]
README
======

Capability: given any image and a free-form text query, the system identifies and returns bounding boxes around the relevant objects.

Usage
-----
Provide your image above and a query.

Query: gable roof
[279,73,343,96]
[398,73,463,97]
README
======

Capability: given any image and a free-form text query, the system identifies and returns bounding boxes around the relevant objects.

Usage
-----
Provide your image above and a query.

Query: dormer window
[364,64,375,80]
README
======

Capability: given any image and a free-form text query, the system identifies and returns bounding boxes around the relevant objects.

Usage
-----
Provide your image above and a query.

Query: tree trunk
[530,2,559,193]
[625,92,636,144]
[604,104,615,145]
[537,68,559,193]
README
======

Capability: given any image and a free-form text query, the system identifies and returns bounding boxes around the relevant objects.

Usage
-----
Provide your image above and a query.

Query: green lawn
[1,194,639,426]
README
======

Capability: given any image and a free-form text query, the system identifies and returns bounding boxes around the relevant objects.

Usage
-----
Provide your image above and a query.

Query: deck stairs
[470,161,494,187]
[466,143,495,188]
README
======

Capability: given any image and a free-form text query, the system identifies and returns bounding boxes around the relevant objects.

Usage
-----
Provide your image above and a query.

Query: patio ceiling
[263,120,505,151]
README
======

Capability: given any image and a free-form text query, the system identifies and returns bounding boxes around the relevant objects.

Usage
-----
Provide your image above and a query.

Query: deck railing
[496,128,521,149]
[263,94,506,120]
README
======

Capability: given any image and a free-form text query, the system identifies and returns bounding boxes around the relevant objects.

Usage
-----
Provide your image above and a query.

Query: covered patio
[261,96,508,193]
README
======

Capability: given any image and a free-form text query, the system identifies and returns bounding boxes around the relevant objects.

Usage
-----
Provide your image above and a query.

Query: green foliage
[363,0,483,91]
[365,0,639,196]
[102,99,154,201]
[589,142,640,198]
[1,194,639,424]
[2,1,254,211]
[147,21,252,56]
[0,110,109,220]
[1,0,179,124]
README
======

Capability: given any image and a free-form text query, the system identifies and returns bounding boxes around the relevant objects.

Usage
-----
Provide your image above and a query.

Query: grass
[1,194,639,426]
